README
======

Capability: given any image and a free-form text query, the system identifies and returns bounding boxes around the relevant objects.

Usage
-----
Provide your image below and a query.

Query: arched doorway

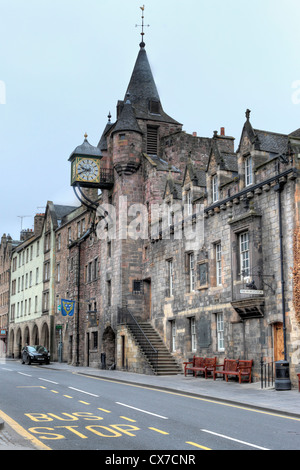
[41,323,49,349]
[102,326,115,369]
[16,328,22,358]
[8,329,14,358]
[24,326,30,345]
[32,324,39,345]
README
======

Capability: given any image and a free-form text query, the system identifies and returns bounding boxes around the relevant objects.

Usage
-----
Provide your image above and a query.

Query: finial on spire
[84,133,88,140]
[136,5,150,48]
[246,109,251,121]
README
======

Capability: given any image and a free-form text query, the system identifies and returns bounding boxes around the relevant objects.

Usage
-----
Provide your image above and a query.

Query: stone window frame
[212,174,219,203]
[216,311,225,352]
[190,317,197,352]
[229,212,263,301]
[166,258,174,298]
[245,154,253,187]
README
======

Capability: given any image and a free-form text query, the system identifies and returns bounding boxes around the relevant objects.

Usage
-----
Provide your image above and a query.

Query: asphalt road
[1,361,300,452]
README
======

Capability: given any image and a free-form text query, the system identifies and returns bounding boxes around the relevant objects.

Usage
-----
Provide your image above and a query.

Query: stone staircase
[127,320,182,376]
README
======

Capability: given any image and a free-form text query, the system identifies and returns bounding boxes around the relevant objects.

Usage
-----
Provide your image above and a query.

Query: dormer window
[149,100,160,115]
[245,156,253,186]
[212,175,219,203]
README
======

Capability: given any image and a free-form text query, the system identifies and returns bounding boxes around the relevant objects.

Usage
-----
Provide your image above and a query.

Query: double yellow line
[0,410,51,451]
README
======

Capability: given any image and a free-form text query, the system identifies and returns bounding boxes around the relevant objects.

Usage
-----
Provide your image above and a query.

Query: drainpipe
[76,242,81,366]
[274,180,287,361]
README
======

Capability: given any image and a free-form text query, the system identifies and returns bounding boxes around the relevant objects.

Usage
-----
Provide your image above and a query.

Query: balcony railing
[99,168,114,189]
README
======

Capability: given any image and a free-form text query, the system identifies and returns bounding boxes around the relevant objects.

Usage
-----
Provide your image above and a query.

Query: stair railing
[118,307,158,373]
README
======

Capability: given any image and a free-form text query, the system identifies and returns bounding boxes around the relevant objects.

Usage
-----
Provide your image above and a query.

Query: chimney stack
[220,127,225,136]
[34,213,45,237]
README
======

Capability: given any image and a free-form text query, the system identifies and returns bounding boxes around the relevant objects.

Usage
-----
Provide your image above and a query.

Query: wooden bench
[213,359,253,384]
[184,356,217,378]
[184,356,204,376]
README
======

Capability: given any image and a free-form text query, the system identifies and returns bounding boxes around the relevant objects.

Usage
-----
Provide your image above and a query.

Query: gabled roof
[237,110,289,156]
[163,175,182,200]
[207,137,238,173]
[183,160,206,187]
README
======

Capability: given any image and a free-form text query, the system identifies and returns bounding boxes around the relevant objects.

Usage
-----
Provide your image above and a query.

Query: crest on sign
[61,299,75,317]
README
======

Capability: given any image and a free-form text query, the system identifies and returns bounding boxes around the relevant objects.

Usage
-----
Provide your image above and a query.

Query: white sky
[0,0,300,240]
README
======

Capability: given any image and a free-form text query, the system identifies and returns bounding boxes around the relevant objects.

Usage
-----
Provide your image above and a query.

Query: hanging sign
[240,289,264,295]
[61,299,75,317]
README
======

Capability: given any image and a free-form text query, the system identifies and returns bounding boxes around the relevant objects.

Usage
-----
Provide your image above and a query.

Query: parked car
[21,345,50,365]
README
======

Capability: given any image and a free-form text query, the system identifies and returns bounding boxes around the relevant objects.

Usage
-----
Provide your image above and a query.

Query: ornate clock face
[77,158,99,182]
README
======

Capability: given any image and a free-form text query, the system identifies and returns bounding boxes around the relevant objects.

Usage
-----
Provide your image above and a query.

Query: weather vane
[135,5,150,48]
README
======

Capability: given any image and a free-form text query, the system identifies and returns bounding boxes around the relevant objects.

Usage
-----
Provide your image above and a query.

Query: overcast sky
[0,0,300,240]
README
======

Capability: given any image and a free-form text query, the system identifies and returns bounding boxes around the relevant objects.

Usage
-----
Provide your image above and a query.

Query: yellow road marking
[50,390,59,394]
[120,416,137,422]
[186,441,211,450]
[79,401,90,405]
[17,386,46,389]
[63,395,73,399]
[77,373,300,422]
[149,427,169,435]
[98,408,111,413]
[0,409,51,451]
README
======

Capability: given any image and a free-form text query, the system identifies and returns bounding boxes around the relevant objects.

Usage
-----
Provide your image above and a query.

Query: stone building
[63,38,300,385]
[4,36,300,386]
[8,215,44,358]
[0,234,20,356]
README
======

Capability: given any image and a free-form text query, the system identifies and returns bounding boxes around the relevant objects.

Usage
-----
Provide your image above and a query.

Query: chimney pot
[221,127,225,136]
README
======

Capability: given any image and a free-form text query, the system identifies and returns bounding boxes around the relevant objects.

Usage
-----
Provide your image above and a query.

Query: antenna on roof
[136,5,150,48]
[18,215,31,231]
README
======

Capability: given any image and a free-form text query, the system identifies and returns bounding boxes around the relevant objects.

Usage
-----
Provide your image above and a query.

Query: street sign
[240,289,264,295]
[57,304,61,312]
[56,325,63,330]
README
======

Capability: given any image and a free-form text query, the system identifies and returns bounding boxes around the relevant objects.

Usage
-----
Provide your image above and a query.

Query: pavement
[1,359,300,450]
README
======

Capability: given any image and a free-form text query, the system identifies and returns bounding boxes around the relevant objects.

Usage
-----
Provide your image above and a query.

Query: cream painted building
[8,215,45,358]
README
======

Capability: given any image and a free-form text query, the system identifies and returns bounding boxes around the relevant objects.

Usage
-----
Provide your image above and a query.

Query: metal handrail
[118,307,158,372]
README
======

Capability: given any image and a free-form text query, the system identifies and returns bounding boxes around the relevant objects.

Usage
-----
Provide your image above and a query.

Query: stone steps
[128,321,182,375]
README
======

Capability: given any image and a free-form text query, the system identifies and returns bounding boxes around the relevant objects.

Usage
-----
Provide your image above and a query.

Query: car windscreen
[35,346,48,353]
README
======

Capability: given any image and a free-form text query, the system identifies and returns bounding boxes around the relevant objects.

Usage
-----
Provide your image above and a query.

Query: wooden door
[274,322,284,361]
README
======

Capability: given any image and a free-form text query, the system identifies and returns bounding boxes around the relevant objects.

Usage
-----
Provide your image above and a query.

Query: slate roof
[220,153,238,172]
[111,99,143,135]
[253,129,289,155]
[69,137,102,161]
[289,128,300,138]
[123,47,181,125]
[97,121,114,151]
[53,205,77,221]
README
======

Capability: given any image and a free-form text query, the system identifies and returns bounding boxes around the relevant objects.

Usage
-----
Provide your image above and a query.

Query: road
[0,360,300,452]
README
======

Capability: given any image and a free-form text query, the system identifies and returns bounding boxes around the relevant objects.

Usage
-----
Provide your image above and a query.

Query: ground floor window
[217,313,224,351]
[171,321,176,352]
[191,317,197,351]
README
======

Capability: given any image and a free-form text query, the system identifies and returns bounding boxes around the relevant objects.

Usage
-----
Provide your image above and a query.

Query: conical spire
[124,46,180,125]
